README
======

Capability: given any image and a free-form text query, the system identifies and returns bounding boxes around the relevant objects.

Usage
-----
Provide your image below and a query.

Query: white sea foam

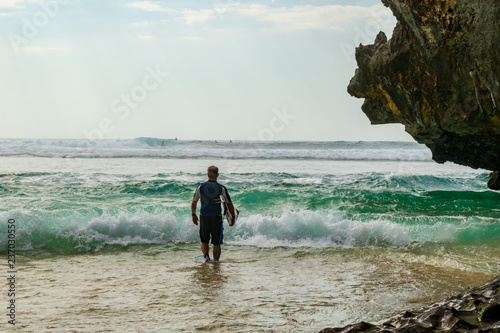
[1,206,498,252]
[67,211,200,250]
[229,210,412,248]
[0,138,432,161]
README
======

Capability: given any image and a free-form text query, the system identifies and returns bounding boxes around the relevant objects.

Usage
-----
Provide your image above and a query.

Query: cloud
[125,2,215,25]
[176,36,202,42]
[0,0,21,7]
[129,21,154,28]
[0,0,38,8]
[125,1,167,12]
[137,35,155,40]
[124,2,394,31]
[181,9,216,25]
[233,4,393,32]
[17,46,69,53]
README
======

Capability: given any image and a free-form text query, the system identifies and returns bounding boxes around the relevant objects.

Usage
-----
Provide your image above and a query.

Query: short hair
[207,166,219,179]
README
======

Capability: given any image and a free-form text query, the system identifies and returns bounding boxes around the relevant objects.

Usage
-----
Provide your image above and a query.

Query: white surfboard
[220,195,238,226]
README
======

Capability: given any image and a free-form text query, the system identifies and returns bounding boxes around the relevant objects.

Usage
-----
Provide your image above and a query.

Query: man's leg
[201,243,210,261]
[211,215,223,261]
[213,245,221,261]
[200,216,211,261]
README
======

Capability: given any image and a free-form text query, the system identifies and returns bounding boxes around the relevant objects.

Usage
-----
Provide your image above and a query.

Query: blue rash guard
[193,180,231,216]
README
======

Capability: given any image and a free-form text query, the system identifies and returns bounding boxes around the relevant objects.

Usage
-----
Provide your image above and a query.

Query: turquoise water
[0,139,499,332]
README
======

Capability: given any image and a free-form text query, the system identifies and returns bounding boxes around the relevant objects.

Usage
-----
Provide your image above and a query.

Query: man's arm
[191,200,199,225]
[191,185,201,225]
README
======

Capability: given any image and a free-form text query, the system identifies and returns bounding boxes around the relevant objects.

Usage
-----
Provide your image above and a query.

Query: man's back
[193,180,231,216]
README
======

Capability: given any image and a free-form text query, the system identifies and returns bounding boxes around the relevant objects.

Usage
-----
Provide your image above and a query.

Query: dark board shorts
[200,215,223,245]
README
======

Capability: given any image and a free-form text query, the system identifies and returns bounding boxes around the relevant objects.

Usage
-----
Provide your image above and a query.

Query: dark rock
[391,318,415,328]
[319,322,376,333]
[374,31,388,45]
[343,322,375,332]
[347,0,500,174]
[320,276,500,332]
[393,325,434,333]
[488,171,500,190]
[319,328,339,333]
[401,311,414,318]
[461,298,483,311]
[481,304,500,324]
[440,309,459,330]
[416,306,446,327]
[454,310,481,327]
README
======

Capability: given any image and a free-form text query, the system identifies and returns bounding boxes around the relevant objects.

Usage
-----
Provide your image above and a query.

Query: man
[191,166,235,262]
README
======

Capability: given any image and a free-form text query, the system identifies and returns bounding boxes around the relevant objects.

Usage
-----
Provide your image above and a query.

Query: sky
[0,0,412,141]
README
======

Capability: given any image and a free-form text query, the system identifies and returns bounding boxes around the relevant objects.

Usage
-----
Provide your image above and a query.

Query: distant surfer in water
[191,166,235,262]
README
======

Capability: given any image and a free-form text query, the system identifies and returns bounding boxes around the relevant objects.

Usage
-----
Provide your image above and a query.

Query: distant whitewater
[0,137,432,161]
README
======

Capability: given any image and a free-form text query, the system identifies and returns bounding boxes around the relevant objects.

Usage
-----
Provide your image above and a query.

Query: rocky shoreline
[320,275,500,332]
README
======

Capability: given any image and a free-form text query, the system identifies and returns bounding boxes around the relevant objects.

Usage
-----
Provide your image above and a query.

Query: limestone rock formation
[320,275,500,332]
[348,0,500,183]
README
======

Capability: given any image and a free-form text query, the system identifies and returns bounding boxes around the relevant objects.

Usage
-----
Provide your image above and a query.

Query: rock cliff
[348,0,500,185]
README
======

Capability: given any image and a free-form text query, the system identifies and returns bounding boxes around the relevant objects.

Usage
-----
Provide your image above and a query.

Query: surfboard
[220,195,238,226]
[226,207,239,226]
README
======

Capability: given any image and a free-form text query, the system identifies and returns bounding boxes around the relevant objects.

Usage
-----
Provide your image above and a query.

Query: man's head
[207,166,219,180]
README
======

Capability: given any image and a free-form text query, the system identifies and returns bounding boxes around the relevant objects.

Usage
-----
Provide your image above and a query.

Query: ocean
[1,138,499,332]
